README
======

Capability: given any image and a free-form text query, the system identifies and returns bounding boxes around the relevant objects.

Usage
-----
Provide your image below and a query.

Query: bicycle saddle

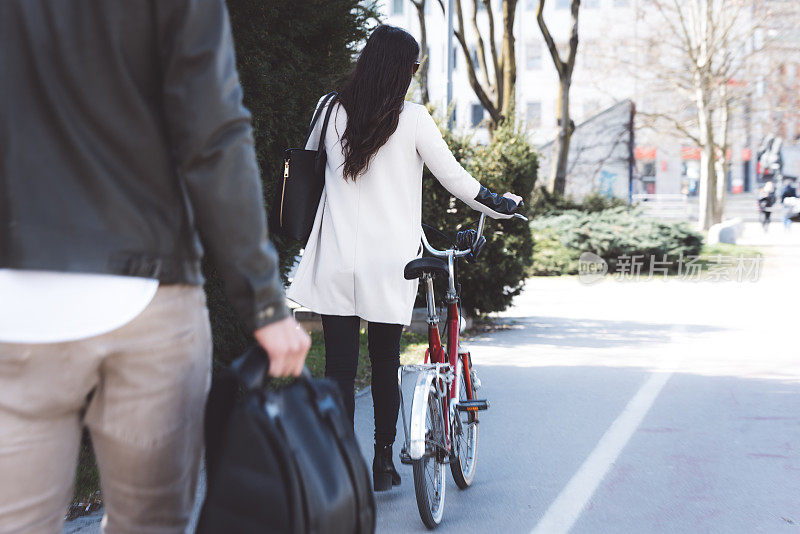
[404,257,449,280]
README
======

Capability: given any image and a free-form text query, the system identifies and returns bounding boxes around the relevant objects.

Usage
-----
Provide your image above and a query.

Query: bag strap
[316,93,337,153]
[314,93,338,171]
[304,91,338,144]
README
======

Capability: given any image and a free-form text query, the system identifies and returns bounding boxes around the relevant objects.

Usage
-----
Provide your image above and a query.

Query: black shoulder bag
[274,91,338,242]
[197,345,375,534]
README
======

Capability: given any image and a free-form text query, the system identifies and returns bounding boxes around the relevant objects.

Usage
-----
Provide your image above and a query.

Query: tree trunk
[713,149,727,224]
[538,0,579,196]
[697,89,717,231]
[713,89,730,224]
[413,0,431,105]
[550,77,571,195]
[499,0,517,119]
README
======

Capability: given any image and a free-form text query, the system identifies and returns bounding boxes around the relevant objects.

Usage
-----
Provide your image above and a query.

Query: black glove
[456,229,486,264]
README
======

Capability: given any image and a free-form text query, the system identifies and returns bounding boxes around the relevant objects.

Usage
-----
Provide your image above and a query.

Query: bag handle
[304,91,338,145]
[231,345,312,392]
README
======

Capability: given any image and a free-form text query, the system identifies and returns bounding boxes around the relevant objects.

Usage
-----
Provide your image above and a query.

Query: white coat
[286,99,510,325]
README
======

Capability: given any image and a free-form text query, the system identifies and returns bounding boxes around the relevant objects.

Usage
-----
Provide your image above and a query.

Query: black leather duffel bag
[196,346,375,534]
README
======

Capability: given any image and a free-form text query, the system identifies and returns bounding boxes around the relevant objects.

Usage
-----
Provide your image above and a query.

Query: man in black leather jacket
[0,1,309,532]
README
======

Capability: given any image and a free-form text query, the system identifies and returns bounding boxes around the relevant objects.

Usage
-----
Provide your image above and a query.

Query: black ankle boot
[373,443,401,491]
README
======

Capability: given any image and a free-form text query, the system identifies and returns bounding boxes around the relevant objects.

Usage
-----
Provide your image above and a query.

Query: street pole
[446,0,454,129]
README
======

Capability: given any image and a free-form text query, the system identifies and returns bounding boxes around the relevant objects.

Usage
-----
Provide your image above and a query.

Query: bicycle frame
[399,216,487,459]
[422,266,474,451]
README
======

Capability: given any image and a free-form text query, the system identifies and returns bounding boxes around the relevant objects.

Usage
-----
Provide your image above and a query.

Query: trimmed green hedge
[531,207,703,276]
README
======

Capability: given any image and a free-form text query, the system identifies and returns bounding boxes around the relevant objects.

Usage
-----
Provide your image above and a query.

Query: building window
[450,104,458,126]
[471,46,480,70]
[613,0,629,6]
[526,101,542,129]
[584,0,599,7]
[526,42,541,70]
[393,0,404,15]
[556,0,570,9]
[471,104,485,127]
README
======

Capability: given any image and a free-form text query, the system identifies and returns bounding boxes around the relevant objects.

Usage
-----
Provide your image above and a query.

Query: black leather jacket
[0,0,288,331]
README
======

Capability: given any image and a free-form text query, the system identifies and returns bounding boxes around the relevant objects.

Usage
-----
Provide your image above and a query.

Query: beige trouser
[0,285,212,534]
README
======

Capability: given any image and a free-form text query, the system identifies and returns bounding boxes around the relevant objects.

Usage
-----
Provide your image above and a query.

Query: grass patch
[304,328,428,390]
[683,243,763,276]
[700,242,763,258]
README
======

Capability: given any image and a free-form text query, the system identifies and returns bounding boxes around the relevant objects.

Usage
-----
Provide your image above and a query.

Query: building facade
[380,0,800,199]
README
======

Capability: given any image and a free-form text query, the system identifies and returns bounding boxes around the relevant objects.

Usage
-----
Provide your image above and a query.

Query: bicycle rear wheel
[450,361,479,489]
[412,383,446,529]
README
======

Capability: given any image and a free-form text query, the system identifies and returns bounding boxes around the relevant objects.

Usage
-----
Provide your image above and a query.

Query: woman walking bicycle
[287,25,521,492]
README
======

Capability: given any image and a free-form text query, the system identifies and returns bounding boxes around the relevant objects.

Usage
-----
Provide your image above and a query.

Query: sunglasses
[413,61,420,74]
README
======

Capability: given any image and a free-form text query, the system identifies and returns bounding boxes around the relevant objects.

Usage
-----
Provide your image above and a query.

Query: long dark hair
[337,25,420,181]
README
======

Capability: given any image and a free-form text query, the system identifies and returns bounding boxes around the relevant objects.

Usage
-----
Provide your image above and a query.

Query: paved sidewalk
[362,222,800,532]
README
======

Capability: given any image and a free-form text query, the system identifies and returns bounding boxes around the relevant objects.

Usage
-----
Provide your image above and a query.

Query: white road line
[531,370,673,534]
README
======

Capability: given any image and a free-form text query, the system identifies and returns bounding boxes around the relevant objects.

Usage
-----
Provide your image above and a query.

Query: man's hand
[503,192,523,206]
[253,316,311,377]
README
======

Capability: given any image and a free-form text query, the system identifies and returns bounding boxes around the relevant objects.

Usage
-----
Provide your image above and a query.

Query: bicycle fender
[409,371,437,460]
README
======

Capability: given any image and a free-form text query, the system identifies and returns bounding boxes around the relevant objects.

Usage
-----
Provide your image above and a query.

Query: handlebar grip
[470,235,487,262]
[455,229,486,264]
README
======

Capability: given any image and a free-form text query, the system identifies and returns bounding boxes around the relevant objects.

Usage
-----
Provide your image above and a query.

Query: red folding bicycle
[398,209,527,529]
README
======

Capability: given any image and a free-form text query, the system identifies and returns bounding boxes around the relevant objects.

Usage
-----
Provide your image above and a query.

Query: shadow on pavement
[472,316,725,349]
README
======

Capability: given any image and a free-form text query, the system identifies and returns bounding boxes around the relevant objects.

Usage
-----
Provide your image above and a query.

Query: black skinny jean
[321,315,402,446]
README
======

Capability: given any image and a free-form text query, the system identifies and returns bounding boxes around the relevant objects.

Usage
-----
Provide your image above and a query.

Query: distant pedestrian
[758,181,777,231]
[781,178,798,230]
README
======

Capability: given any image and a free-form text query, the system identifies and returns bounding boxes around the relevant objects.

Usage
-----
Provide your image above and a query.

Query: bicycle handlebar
[420,211,528,259]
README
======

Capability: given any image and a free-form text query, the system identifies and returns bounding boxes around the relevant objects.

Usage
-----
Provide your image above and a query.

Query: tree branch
[471,0,493,90]
[454,0,501,122]
[638,110,702,146]
[483,0,501,96]
[537,0,565,79]
[565,0,580,79]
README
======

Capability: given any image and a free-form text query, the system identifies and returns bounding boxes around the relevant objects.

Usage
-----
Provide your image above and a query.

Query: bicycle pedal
[456,399,490,411]
[399,449,413,465]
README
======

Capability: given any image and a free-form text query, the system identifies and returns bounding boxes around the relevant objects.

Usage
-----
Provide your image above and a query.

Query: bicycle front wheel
[412,383,446,529]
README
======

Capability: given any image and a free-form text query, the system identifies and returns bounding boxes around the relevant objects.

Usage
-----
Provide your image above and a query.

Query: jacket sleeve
[414,105,518,219]
[155,0,289,331]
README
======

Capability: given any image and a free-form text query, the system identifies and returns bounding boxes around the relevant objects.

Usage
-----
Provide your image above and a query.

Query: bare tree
[637,0,756,230]
[537,0,581,195]
[449,0,518,130]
